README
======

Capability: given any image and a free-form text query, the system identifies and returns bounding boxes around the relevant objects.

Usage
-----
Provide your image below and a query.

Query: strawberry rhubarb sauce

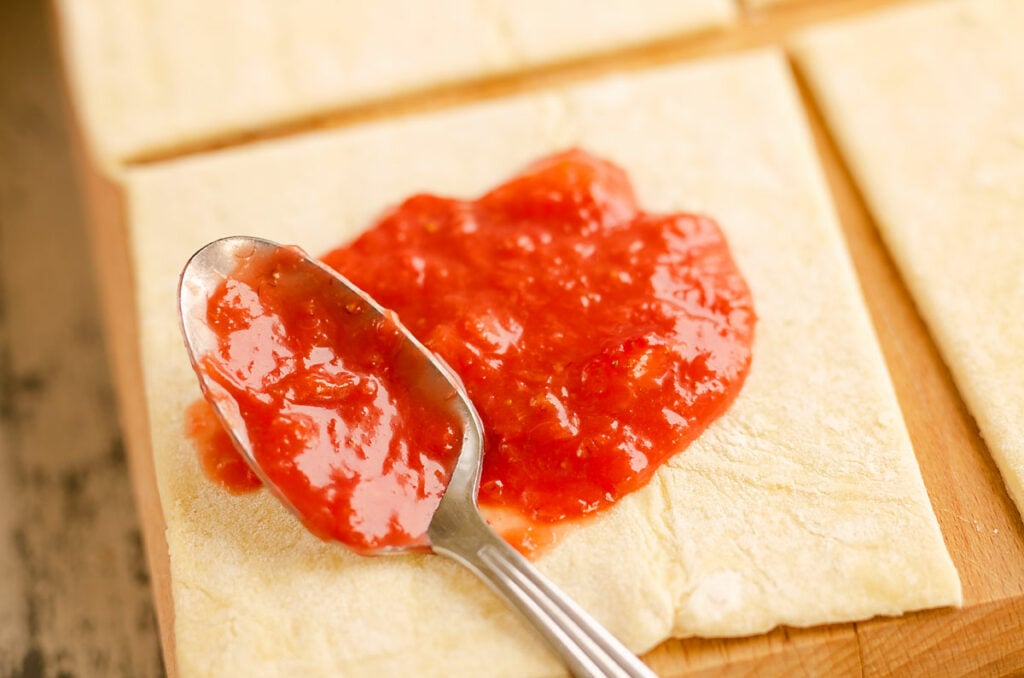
[186,150,756,556]
[188,246,463,554]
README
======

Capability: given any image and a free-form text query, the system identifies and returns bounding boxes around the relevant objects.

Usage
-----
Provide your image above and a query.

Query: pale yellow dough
[741,0,799,10]
[794,0,1024,521]
[55,0,734,165]
[126,50,960,677]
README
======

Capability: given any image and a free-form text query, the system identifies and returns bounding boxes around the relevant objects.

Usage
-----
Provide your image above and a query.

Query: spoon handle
[430,513,656,678]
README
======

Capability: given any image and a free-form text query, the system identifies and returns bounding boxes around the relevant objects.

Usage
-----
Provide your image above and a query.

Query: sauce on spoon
[192,244,462,554]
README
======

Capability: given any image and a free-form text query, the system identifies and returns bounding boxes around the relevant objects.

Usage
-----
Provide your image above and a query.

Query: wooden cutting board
[55,0,1024,674]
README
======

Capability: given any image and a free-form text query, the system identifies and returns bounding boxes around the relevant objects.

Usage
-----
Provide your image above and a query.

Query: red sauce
[187,149,755,553]
[185,399,261,493]
[193,245,462,554]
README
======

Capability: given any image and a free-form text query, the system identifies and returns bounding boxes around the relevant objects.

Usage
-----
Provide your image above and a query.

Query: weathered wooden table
[0,1,162,675]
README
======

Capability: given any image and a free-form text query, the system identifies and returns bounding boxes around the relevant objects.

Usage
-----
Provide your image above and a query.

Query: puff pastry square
[795,0,1024,523]
[56,0,735,164]
[125,50,960,676]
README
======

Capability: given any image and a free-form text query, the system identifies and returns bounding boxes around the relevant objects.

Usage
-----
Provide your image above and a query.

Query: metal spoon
[178,236,656,678]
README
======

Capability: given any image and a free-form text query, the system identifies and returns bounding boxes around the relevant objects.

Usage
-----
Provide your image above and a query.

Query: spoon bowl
[179,235,655,678]
[178,235,483,553]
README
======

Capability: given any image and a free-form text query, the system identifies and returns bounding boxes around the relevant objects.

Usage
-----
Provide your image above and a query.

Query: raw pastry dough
[54,0,734,165]
[125,50,960,677]
[742,0,797,10]
[794,0,1024,520]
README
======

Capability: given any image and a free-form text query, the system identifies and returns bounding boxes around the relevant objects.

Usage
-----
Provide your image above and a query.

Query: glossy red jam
[193,246,462,554]
[185,399,261,493]
[187,149,755,553]
[323,150,755,523]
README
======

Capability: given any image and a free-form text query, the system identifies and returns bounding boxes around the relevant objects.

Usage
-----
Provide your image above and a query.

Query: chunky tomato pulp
[191,247,462,554]
[188,150,755,553]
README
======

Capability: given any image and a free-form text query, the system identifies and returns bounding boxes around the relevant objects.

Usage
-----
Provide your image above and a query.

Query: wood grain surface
[0,1,163,675]
[34,0,1024,675]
